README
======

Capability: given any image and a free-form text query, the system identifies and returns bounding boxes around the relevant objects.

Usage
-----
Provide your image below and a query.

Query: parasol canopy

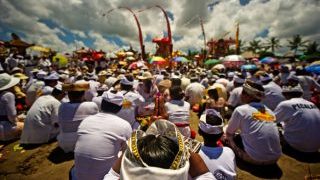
[310,60,320,66]
[52,54,68,68]
[29,45,51,53]
[223,55,245,68]
[204,59,221,66]
[241,64,258,71]
[305,65,320,74]
[149,56,166,64]
[126,56,136,61]
[212,64,225,70]
[173,56,190,63]
[260,57,278,64]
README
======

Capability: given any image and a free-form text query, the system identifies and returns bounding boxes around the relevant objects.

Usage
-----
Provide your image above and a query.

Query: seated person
[164,86,191,137]
[198,109,237,179]
[0,73,24,141]
[103,120,214,180]
[20,85,65,145]
[226,80,282,165]
[57,81,99,152]
[274,84,320,153]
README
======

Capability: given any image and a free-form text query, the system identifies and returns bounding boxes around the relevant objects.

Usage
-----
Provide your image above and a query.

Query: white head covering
[102,91,124,106]
[199,109,224,134]
[120,76,134,86]
[120,120,190,180]
[282,84,303,93]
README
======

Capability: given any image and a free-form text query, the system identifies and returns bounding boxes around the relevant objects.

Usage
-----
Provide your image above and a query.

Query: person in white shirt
[295,68,320,101]
[57,81,99,152]
[117,75,145,129]
[185,76,205,107]
[274,84,320,152]
[136,72,158,116]
[42,72,59,96]
[74,91,132,180]
[227,75,245,110]
[164,86,191,137]
[226,80,282,165]
[0,73,24,141]
[198,109,236,179]
[260,74,285,110]
[20,85,65,145]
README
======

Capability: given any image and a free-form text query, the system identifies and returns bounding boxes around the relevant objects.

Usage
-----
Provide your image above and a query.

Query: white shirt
[75,112,132,180]
[199,146,236,180]
[262,81,285,110]
[227,87,242,108]
[117,90,145,128]
[274,98,320,152]
[165,100,190,125]
[20,95,60,144]
[0,91,17,141]
[26,80,45,106]
[57,102,98,152]
[227,104,282,162]
[298,75,320,100]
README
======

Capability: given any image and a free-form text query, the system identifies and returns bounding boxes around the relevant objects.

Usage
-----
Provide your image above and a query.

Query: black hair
[282,91,303,99]
[198,115,223,146]
[171,78,182,87]
[143,79,153,94]
[101,99,122,113]
[68,91,85,102]
[207,88,219,101]
[52,88,64,96]
[137,135,179,169]
[169,86,184,100]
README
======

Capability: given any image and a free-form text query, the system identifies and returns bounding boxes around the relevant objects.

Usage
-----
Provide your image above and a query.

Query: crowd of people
[0,52,320,180]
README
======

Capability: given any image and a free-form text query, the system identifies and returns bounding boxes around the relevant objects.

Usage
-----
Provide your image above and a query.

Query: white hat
[44,72,60,80]
[0,73,20,91]
[233,75,245,84]
[54,83,63,91]
[120,76,134,86]
[102,91,124,106]
[260,74,272,82]
[199,109,224,134]
[36,70,48,79]
[105,77,119,88]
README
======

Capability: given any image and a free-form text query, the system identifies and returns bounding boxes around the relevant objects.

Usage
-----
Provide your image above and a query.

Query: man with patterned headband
[104,120,214,180]
[73,91,132,180]
[198,109,236,179]
[225,80,282,165]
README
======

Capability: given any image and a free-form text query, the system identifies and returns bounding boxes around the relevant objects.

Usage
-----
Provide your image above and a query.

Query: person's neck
[203,140,218,147]
[70,100,83,103]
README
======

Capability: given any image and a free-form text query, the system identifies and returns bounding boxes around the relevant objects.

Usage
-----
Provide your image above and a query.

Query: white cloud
[0,0,319,54]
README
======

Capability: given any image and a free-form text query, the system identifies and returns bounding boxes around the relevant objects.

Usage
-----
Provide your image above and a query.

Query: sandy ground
[1,112,320,180]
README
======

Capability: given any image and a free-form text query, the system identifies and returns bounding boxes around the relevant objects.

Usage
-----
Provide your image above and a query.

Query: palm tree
[247,40,261,54]
[288,35,308,56]
[266,37,281,53]
[305,41,319,55]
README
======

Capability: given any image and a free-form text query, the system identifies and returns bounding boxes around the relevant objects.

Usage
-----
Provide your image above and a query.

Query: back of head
[137,135,179,169]
[170,86,184,100]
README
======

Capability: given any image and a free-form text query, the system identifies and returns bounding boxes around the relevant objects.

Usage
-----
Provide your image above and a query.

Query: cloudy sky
[0,0,319,53]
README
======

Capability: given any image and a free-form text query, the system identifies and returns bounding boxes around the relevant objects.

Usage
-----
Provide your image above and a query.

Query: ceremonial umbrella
[310,60,320,66]
[29,45,51,53]
[204,59,221,66]
[260,57,278,64]
[149,56,166,64]
[173,56,190,63]
[223,55,245,68]
[241,64,258,71]
[52,54,68,68]
[305,65,320,74]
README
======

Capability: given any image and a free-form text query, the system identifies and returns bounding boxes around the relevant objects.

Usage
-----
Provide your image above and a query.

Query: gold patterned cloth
[120,120,190,180]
